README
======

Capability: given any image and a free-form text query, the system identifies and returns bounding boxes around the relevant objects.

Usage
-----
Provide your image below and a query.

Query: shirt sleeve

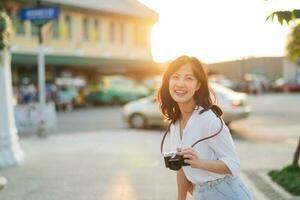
[208,117,240,176]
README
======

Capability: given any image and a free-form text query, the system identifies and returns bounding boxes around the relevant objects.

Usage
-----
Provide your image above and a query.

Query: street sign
[20,7,59,21]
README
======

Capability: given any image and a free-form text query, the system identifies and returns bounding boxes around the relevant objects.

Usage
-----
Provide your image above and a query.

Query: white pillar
[0,50,24,168]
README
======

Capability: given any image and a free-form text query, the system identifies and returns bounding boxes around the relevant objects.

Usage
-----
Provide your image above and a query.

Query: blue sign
[20,7,59,21]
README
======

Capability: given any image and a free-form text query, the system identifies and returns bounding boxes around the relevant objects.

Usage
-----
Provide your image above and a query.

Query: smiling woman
[138,0,297,63]
[155,55,252,200]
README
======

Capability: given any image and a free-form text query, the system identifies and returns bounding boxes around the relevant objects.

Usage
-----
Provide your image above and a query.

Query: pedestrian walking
[157,55,252,200]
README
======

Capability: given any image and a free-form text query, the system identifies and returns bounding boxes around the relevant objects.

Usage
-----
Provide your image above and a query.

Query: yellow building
[4,0,159,84]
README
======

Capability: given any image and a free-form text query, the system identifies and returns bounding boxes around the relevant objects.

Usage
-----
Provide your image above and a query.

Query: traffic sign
[20,7,59,21]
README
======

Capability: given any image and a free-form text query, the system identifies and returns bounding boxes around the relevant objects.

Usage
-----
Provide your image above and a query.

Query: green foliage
[0,10,11,50]
[268,165,300,196]
[267,10,300,24]
[286,23,300,62]
[0,16,6,32]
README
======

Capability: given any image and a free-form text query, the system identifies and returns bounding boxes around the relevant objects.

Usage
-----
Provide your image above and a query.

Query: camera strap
[160,108,223,154]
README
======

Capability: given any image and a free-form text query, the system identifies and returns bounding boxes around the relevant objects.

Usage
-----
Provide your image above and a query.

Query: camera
[163,152,190,171]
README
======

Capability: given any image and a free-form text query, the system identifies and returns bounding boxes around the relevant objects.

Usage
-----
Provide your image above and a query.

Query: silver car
[123,83,251,128]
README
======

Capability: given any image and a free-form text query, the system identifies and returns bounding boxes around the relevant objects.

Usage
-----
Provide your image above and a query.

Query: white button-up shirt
[170,107,240,184]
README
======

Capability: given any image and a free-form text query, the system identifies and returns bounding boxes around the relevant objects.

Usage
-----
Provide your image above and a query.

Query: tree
[267,10,300,25]
[293,139,300,166]
[267,9,300,167]
[286,24,300,62]
[0,1,12,51]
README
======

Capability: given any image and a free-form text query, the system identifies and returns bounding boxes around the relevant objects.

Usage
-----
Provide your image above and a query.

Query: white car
[123,83,251,128]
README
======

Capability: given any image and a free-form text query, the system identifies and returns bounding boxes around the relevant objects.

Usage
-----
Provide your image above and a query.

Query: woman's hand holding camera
[177,147,232,174]
[177,147,201,169]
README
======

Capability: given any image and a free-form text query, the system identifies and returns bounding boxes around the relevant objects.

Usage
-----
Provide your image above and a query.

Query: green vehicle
[87,76,149,105]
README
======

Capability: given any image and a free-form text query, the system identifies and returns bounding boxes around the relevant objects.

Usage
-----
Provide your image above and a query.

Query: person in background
[19,77,37,104]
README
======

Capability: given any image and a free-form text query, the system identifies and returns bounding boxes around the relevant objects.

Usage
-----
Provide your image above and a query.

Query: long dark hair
[157,55,223,123]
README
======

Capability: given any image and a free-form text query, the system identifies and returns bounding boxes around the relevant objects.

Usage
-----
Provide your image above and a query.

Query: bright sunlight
[139,0,300,63]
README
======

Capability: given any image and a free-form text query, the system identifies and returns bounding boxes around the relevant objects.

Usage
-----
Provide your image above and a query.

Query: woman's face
[168,63,200,104]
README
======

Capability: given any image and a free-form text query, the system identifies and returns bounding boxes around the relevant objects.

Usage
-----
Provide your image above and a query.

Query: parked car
[87,75,150,105]
[56,86,77,111]
[244,73,270,94]
[123,83,251,128]
[272,78,300,93]
[143,75,162,93]
[208,74,240,91]
[55,77,87,109]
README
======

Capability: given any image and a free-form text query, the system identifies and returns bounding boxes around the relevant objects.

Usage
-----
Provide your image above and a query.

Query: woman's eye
[171,75,179,80]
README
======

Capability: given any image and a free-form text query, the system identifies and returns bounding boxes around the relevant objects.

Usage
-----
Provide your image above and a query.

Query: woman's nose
[175,78,185,87]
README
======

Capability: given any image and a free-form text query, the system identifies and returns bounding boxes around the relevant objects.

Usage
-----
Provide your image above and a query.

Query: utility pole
[19,0,59,136]
[36,0,46,108]
[0,3,24,168]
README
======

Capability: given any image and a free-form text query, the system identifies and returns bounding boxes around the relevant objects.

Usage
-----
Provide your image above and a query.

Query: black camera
[163,152,190,171]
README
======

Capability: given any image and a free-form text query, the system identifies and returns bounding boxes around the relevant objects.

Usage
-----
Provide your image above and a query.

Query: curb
[258,172,300,200]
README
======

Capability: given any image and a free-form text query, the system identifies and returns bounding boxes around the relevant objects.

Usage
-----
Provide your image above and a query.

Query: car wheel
[111,96,121,105]
[129,113,147,128]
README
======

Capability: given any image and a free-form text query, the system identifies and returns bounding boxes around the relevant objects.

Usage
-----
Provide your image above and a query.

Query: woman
[157,56,252,200]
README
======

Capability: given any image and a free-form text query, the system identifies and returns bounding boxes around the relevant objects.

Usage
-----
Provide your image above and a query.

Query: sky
[138,0,300,63]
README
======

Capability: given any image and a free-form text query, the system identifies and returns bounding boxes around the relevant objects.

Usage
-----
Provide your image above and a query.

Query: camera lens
[169,156,182,171]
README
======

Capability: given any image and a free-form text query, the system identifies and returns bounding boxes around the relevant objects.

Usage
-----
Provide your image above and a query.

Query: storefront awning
[11,53,160,70]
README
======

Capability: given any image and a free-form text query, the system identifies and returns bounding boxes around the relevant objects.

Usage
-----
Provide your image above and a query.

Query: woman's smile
[174,89,188,96]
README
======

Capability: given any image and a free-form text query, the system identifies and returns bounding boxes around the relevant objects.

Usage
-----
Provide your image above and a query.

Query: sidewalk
[0,129,299,200]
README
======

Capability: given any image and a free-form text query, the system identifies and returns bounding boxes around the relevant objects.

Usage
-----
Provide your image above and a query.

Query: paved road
[230,93,300,142]
[53,106,126,134]
[54,93,300,142]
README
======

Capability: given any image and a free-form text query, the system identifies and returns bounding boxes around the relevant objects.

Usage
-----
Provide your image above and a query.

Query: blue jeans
[192,176,252,200]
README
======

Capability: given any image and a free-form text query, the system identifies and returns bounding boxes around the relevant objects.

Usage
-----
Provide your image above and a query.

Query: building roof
[18,0,158,21]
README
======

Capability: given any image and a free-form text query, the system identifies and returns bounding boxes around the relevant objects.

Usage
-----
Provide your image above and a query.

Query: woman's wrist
[195,159,205,169]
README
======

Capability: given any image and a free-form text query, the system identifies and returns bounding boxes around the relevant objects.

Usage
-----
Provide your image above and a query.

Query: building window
[82,17,89,41]
[52,19,59,39]
[31,22,39,37]
[12,14,25,36]
[91,19,99,42]
[60,15,72,40]
[109,21,115,44]
[120,23,125,45]
[64,15,72,40]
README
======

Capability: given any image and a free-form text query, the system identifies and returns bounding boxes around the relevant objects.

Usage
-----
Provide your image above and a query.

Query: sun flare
[140,0,299,63]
